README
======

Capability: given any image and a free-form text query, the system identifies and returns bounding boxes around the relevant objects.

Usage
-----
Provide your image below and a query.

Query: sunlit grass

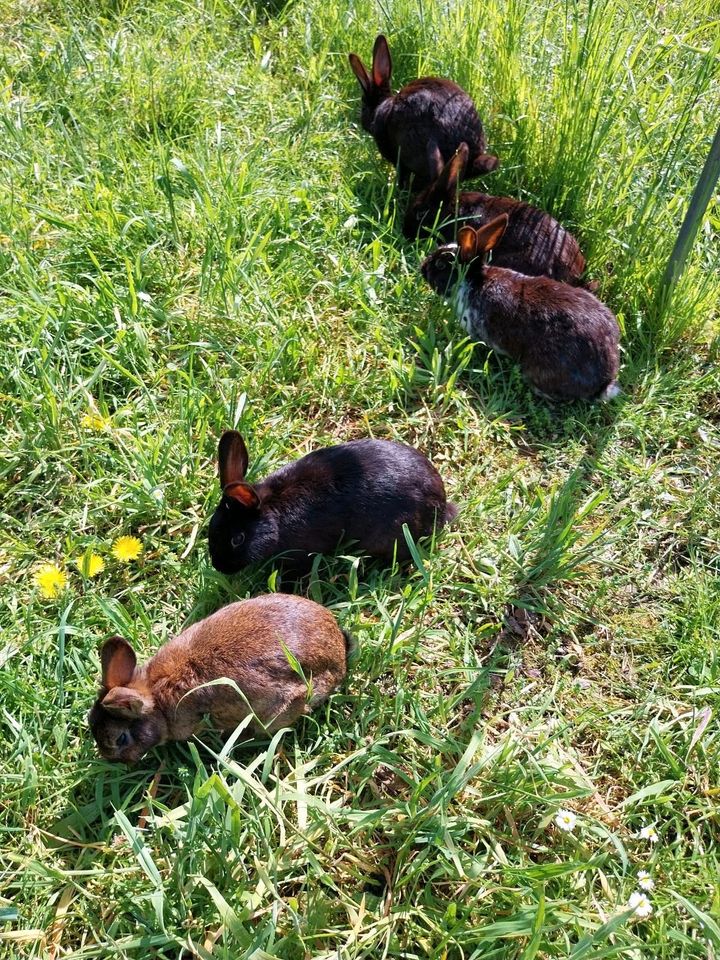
[0,0,718,956]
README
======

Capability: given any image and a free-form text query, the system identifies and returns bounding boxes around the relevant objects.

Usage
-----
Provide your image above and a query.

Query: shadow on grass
[498,397,629,627]
[188,525,451,610]
[48,711,340,848]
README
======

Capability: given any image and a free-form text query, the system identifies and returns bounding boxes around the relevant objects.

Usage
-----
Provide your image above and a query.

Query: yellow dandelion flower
[80,412,110,431]
[76,553,105,577]
[34,563,67,599]
[112,536,143,562]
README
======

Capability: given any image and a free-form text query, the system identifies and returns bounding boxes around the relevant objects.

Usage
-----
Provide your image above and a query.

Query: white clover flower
[554,809,577,833]
[629,890,653,919]
[637,870,655,891]
[638,824,659,843]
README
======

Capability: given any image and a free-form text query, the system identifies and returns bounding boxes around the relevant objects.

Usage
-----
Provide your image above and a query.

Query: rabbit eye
[231,533,245,549]
[116,732,130,748]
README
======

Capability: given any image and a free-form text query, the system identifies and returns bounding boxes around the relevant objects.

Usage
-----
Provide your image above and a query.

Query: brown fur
[89,595,349,763]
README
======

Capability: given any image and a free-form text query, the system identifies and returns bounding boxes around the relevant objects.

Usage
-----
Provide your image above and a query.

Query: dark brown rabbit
[421,214,620,402]
[405,143,588,286]
[89,595,350,763]
[348,35,498,186]
[208,431,457,575]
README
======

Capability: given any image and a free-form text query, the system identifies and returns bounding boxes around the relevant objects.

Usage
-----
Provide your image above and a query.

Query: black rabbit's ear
[474,213,509,254]
[457,226,479,263]
[218,430,249,488]
[348,53,371,93]
[224,481,260,510]
[101,636,136,689]
[434,143,469,197]
[372,35,392,87]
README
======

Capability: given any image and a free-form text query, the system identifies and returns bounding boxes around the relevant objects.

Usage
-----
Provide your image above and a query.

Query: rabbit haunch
[208,431,457,575]
[89,595,349,763]
[421,215,620,402]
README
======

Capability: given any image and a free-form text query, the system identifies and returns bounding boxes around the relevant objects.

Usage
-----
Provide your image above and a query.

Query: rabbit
[405,142,591,287]
[421,213,620,402]
[207,431,457,575]
[89,594,350,763]
[348,34,498,186]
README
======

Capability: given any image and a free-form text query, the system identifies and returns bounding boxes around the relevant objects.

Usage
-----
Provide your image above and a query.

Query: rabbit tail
[600,381,621,401]
[443,501,460,524]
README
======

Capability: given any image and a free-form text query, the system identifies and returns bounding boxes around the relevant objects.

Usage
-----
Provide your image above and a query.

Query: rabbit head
[404,142,469,238]
[208,431,274,575]
[421,213,509,294]
[348,34,393,132]
[88,636,167,763]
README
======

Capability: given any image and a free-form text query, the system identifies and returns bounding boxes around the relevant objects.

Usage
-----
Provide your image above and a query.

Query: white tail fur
[600,381,621,401]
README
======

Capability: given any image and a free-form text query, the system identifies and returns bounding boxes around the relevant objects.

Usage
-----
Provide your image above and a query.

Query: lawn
[1,0,719,957]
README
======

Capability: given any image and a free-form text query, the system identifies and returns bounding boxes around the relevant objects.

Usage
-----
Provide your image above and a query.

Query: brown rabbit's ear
[474,213,509,254]
[457,226,479,263]
[433,143,469,198]
[101,686,152,718]
[223,481,260,510]
[348,53,371,93]
[218,430,249,488]
[372,34,392,88]
[101,636,137,689]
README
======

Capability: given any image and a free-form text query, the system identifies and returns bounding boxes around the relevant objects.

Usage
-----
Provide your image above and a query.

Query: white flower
[638,824,659,843]
[554,809,577,833]
[628,890,653,919]
[137,291,152,304]
[637,870,655,891]
[227,86,236,96]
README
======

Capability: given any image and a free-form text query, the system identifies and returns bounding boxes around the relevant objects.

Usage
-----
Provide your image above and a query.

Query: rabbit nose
[210,552,237,575]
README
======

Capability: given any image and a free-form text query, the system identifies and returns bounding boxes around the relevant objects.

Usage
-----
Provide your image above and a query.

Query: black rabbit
[348,35,498,186]
[421,214,620,402]
[405,143,590,287]
[208,431,457,575]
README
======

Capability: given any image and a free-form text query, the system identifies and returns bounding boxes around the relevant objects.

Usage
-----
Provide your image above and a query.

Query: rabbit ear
[457,226,479,263]
[348,53,371,93]
[372,35,392,88]
[433,143,469,198]
[218,430,249,488]
[101,686,152,718]
[101,636,137,689]
[474,213,509,254]
[224,481,260,510]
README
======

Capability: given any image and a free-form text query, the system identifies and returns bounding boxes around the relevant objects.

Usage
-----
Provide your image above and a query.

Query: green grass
[1,0,719,956]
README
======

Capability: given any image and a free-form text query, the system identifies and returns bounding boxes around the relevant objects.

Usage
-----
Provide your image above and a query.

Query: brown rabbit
[405,143,589,286]
[421,214,620,402]
[89,595,350,763]
[348,35,498,186]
